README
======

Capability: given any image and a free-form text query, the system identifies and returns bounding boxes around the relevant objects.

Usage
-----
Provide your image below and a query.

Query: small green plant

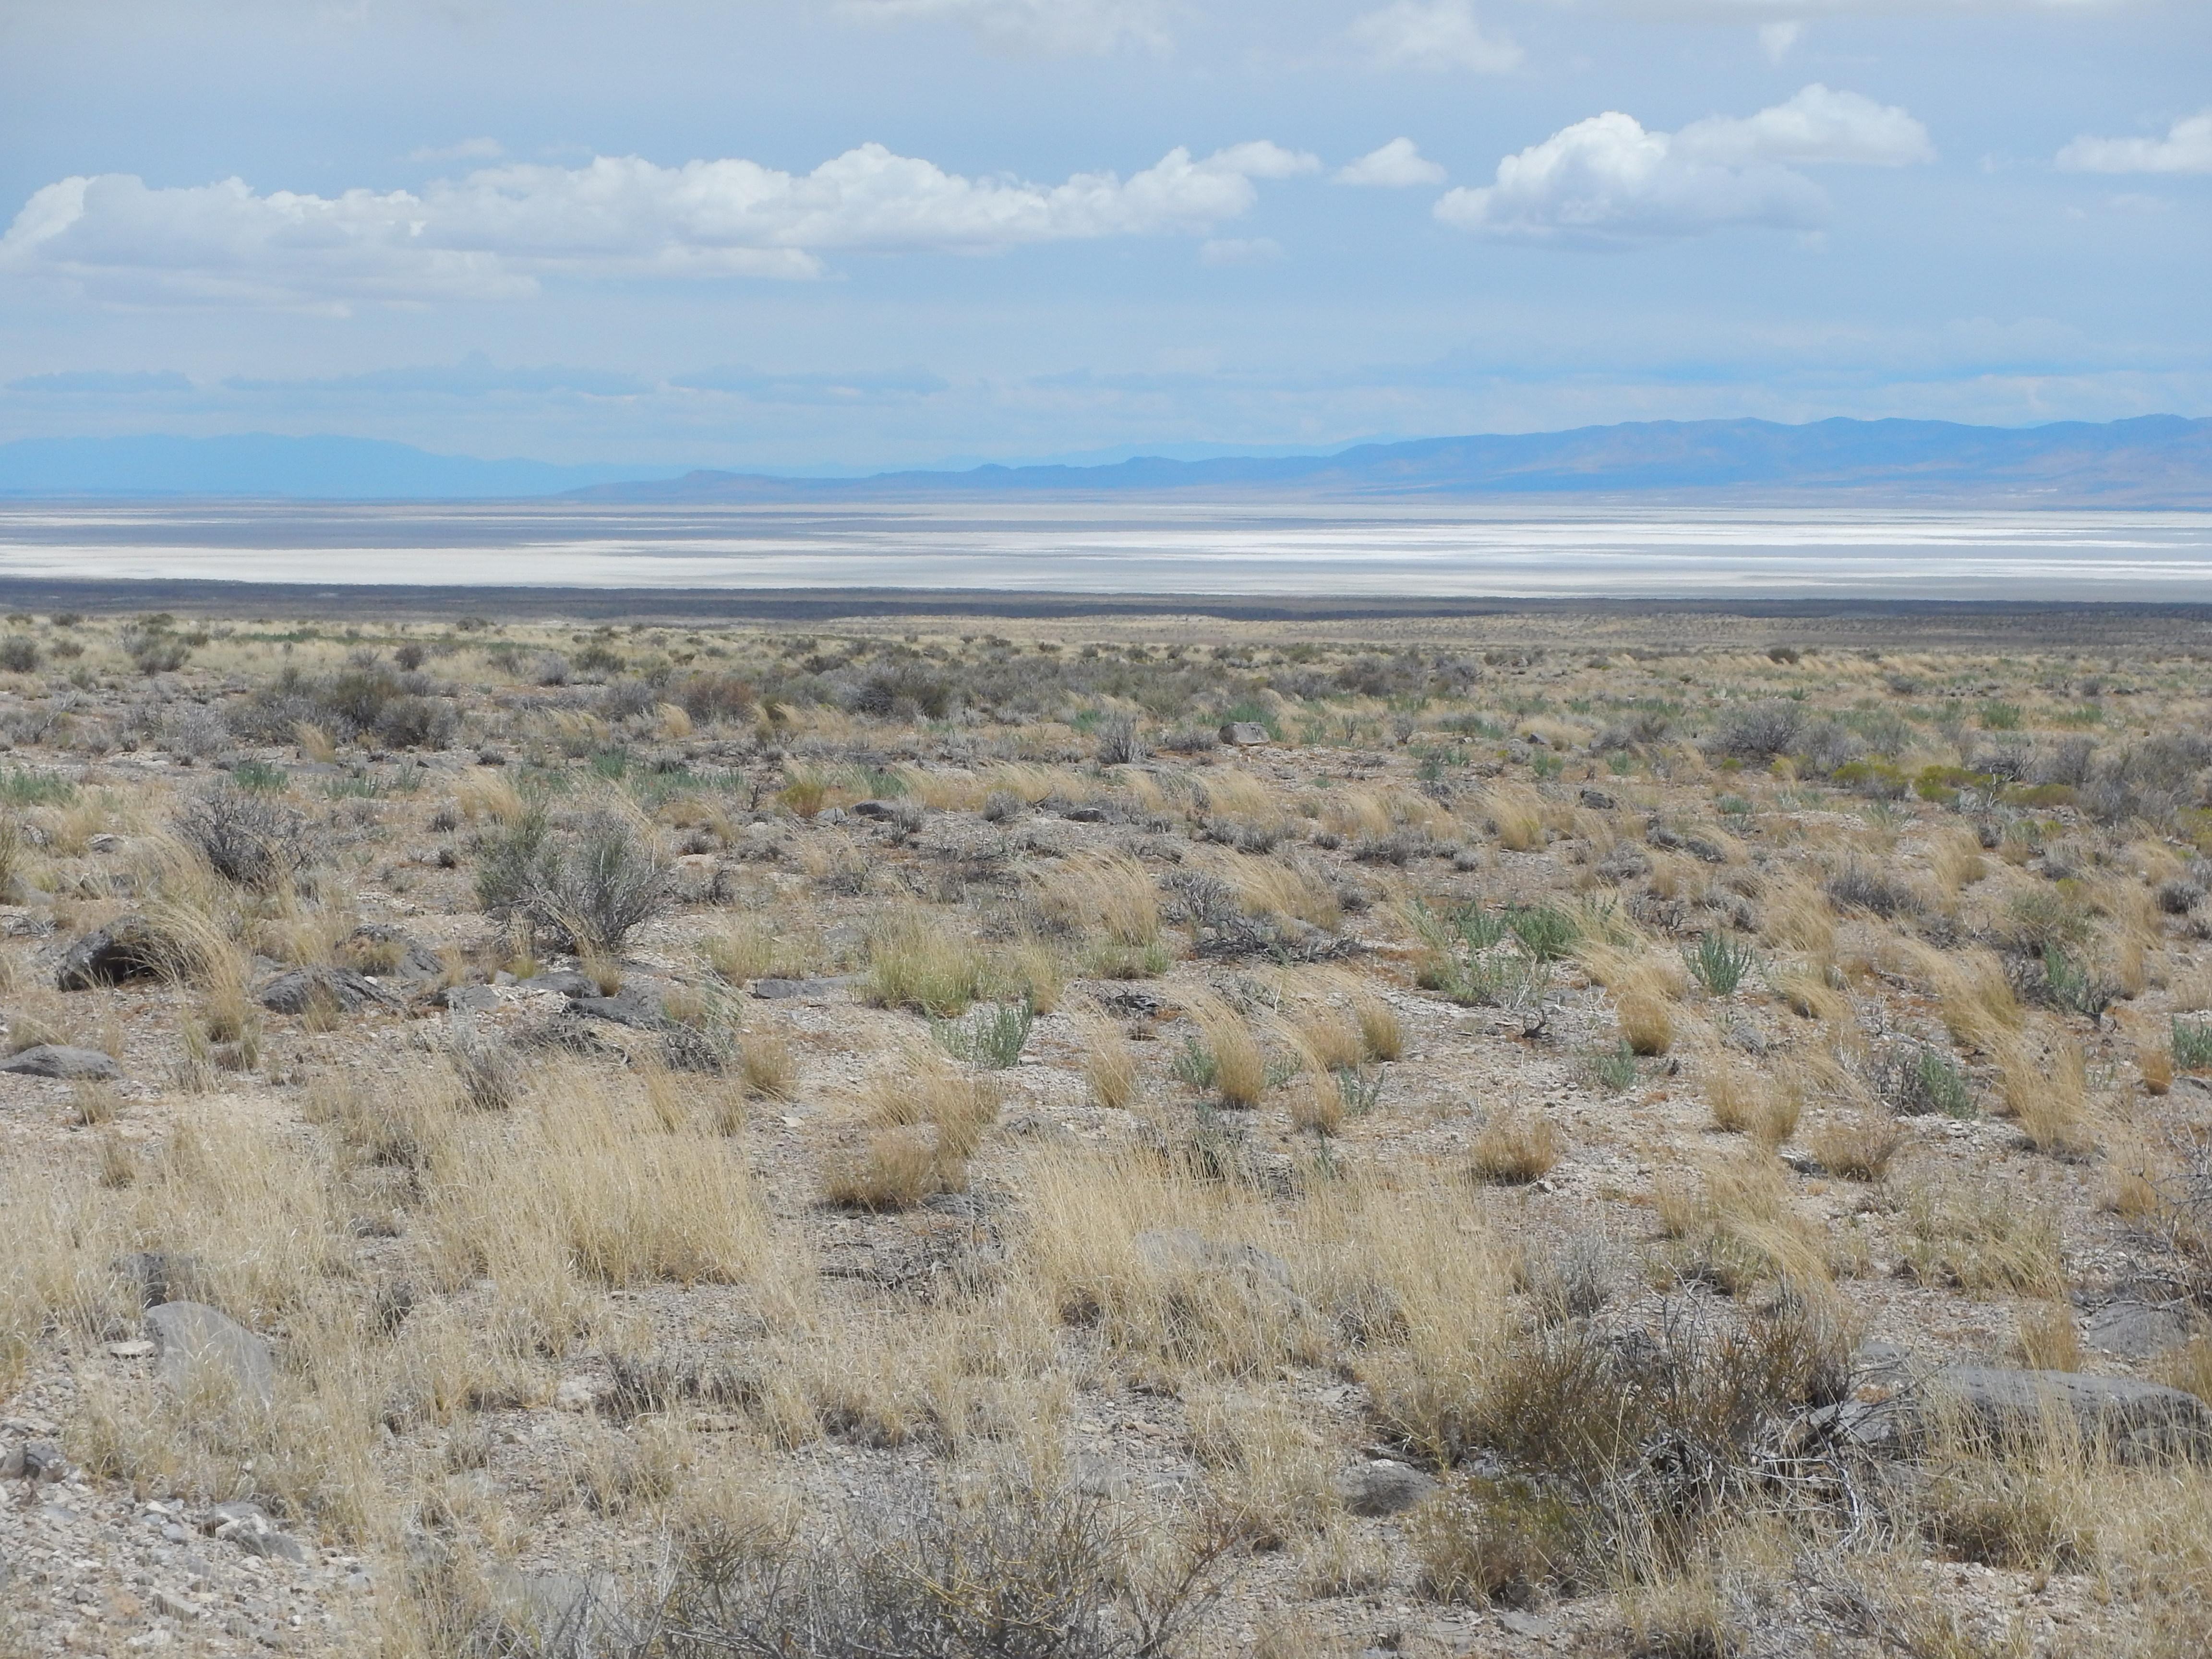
[1882,1045,1975,1118]
[1333,1064,1387,1116]
[2040,944,2115,1022]
[2175,1016,2212,1073]
[1504,902,1579,962]
[1580,1041,1638,1094]
[229,759,289,793]
[1685,930,1757,997]
[0,769,75,806]
[1529,751,1563,780]
[1170,1034,1218,1091]
[1715,793,1754,820]
[1978,700,2023,731]
[930,999,1034,1070]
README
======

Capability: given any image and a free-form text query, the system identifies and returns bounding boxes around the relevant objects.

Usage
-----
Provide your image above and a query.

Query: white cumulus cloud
[1435,85,1931,245]
[0,141,1319,308]
[2057,110,2212,175]
[1350,0,1522,73]
[839,0,1172,55]
[1673,85,1935,167]
[1336,138,1448,188]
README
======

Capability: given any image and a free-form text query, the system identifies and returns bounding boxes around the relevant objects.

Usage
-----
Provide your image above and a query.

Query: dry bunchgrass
[1070,999,1141,1111]
[1479,783,1545,853]
[1038,851,1160,946]
[1998,1032,2096,1158]
[1655,1153,1837,1296]
[1917,945,2023,1051]
[868,1042,1003,1160]
[1699,1038,1797,1147]
[865,906,986,1015]
[428,1065,776,1301]
[1186,1387,1337,1547]
[1181,988,1270,1108]
[739,1028,795,1100]
[1468,1108,1561,1185]
[1807,1109,1905,1181]
[1350,982,1405,1061]
[1616,987,1674,1056]
[1897,1178,2064,1295]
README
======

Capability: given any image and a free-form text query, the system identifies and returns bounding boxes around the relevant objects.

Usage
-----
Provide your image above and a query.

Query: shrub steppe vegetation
[2,605,2212,1654]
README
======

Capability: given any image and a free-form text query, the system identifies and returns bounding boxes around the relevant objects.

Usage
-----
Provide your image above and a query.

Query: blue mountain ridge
[1,416,2207,505]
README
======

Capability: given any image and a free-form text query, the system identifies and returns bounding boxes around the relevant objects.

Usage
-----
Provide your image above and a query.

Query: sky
[0,0,2206,472]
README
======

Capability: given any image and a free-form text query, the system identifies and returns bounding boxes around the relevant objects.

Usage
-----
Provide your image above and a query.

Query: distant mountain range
[585,415,2212,507]
[0,433,683,500]
[2,416,2209,505]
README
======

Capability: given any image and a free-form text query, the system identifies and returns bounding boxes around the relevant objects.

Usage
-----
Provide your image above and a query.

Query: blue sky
[1,0,2206,470]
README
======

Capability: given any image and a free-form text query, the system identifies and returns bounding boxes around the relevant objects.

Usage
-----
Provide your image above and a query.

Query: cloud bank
[0,141,1320,308]
[1336,138,1448,188]
[2057,109,2212,174]
[1435,84,1932,244]
[1350,1,1522,73]
[840,0,1171,55]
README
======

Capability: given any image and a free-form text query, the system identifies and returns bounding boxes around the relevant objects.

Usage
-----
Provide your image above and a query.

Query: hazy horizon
[4,2,2208,478]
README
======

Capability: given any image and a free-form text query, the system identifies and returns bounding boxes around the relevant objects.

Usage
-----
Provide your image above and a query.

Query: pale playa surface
[3,502,2210,599]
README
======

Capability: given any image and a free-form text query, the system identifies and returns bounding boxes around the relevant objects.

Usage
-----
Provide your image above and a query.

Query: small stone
[553,1376,603,1413]
[0,1045,120,1080]
[107,1339,156,1358]
[254,966,393,1017]
[56,915,169,990]
[1337,1459,1439,1517]
[145,1302,276,1412]
[1218,721,1272,746]
[1936,1366,2212,1461]
[115,1252,212,1310]
[2081,1301,2194,1358]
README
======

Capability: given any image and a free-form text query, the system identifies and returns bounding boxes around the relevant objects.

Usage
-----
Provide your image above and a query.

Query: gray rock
[1337,1459,1438,1517]
[511,970,596,999]
[115,1250,212,1309]
[1074,1452,1132,1499]
[849,799,896,819]
[567,987,667,1029]
[750,975,854,1000]
[145,1302,276,1413]
[2082,1301,2195,1358]
[1062,805,1107,823]
[439,984,502,1012]
[56,914,169,989]
[343,925,445,982]
[207,1502,309,1564]
[254,966,395,1016]
[1134,1228,1308,1320]
[483,1566,629,1650]
[1219,721,1272,746]
[0,1045,119,1080]
[1578,787,1618,811]
[1935,1366,2212,1460]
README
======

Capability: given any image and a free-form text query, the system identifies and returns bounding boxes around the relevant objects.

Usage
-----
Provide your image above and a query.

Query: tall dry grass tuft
[865,907,986,1015]
[429,1065,775,1302]
[1070,998,1140,1111]
[1038,852,1159,946]
[1999,1032,2096,1158]
[1616,987,1674,1056]
[1916,945,2022,1052]
[1181,989,1271,1107]
[1479,784,1546,853]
